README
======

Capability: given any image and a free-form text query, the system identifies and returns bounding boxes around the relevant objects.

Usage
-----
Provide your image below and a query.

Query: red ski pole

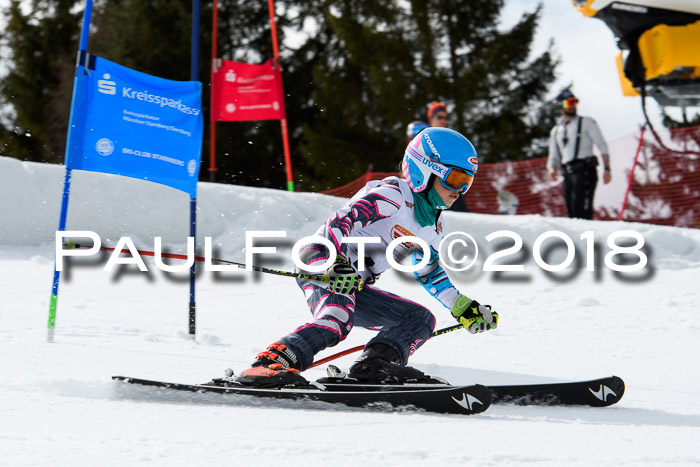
[308,323,464,369]
[68,242,363,287]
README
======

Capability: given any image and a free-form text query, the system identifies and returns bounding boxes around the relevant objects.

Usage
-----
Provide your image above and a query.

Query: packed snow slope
[1,156,700,466]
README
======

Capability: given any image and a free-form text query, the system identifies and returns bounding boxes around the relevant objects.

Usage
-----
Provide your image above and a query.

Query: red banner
[211,59,286,122]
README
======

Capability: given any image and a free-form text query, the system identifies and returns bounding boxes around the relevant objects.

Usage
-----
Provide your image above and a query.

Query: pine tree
[294,1,417,190]
[292,0,560,189]
[0,1,560,189]
[0,0,82,163]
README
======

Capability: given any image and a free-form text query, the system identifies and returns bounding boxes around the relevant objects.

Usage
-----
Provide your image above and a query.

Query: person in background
[406,120,429,144]
[427,101,449,128]
[546,90,612,220]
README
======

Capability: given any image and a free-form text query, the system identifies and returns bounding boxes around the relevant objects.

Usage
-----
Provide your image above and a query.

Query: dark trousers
[279,279,437,370]
[563,166,598,219]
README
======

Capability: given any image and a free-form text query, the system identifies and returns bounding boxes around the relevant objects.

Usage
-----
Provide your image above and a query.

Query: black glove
[450,295,498,334]
[325,258,363,295]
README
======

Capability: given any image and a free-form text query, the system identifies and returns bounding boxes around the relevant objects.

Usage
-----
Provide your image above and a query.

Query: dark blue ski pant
[278,278,437,371]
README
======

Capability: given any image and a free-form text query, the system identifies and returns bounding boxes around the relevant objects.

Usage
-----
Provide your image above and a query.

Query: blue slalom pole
[191,0,201,82]
[78,0,93,51]
[188,0,201,340]
[189,197,197,340]
[48,0,94,343]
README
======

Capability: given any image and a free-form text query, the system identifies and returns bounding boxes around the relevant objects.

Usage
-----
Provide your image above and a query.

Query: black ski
[112,374,624,412]
[488,376,625,407]
[112,376,492,415]
[316,374,625,407]
[316,377,453,392]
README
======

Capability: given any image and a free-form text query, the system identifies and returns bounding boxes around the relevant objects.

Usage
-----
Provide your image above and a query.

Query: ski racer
[237,127,498,386]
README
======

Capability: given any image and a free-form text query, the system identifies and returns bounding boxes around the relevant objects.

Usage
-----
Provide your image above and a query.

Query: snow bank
[2,157,700,466]
[2,156,699,271]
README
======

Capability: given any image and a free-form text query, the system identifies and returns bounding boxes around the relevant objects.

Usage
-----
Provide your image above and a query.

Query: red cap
[427,101,447,120]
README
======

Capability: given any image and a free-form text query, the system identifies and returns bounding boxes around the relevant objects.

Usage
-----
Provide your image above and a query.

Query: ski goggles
[406,146,475,193]
[439,166,474,194]
[561,97,579,109]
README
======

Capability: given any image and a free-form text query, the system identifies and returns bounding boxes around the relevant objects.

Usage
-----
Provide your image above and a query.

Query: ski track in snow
[1,156,700,466]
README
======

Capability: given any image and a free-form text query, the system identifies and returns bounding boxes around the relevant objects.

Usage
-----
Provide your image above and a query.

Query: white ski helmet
[401,127,478,194]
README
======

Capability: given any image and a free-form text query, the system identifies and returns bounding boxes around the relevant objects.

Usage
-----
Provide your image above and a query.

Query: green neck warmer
[413,186,449,228]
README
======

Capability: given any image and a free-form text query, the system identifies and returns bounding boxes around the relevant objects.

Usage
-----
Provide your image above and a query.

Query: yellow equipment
[573,0,700,107]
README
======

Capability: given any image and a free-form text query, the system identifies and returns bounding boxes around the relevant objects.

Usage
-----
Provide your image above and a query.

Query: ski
[315,377,453,392]
[112,376,492,415]
[112,374,625,413]
[316,373,625,407]
[488,375,625,407]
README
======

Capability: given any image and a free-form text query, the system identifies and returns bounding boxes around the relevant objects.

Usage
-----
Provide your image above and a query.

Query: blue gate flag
[66,55,203,197]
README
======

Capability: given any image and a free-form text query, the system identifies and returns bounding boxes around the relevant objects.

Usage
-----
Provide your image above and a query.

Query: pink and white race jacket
[309,176,461,310]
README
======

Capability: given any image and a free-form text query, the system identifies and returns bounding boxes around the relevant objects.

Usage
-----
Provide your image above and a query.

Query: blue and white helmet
[406,120,429,139]
[401,127,478,193]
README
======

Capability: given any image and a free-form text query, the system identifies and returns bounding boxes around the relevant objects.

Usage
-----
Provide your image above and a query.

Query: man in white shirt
[547,90,612,219]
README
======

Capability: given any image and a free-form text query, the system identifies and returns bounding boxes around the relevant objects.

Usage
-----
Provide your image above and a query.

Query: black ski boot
[236,342,310,388]
[347,343,433,383]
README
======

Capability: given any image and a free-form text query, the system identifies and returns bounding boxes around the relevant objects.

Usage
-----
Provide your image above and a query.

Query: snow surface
[1,156,700,466]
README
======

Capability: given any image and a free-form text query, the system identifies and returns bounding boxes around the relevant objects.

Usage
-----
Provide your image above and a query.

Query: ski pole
[68,242,363,288]
[308,323,465,369]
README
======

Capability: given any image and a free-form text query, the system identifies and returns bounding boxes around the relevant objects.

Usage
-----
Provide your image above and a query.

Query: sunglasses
[562,97,578,109]
[433,114,448,121]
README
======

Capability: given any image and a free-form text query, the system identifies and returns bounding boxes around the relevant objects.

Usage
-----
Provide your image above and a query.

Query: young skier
[237,127,498,386]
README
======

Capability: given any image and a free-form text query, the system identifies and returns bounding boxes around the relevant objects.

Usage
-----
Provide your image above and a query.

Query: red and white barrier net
[320,126,700,229]
[617,126,700,228]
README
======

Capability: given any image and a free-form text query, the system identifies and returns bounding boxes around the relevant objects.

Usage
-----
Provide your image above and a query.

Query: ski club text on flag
[65,55,203,196]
